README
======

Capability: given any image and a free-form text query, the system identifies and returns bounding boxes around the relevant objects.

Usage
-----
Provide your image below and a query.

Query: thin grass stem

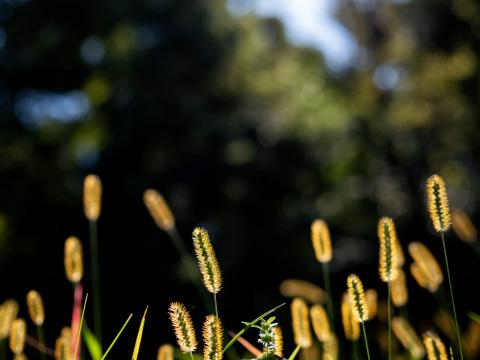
[100,313,133,360]
[37,325,46,360]
[352,340,358,360]
[360,321,371,360]
[288,344,301,360]
[214,293,219,319]
[388,281,392,360]
[89,219,102,345]
[322,262,335,333]
[189,352,194,360]
[440,232,464,360]
[0,339,5,360]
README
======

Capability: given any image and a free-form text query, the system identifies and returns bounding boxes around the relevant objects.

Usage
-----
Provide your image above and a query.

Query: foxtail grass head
[391,268,408,307]
[408,242,443,289]
[310,305,330,342]
[83,174,102,221]
[365,289,377,319]
[341,293,360,341]
[410,262,440,293]
[272,326,283,357]
[426,175,451,233]
[452,209,477,243]
[311,219,332,263]
[0,299,19,340]
[168,302,197,353]
[346,274,369,322]
[290,298,312,348]
[378,217,399,282]
[423,331,448,360]
[279,279,325,304]
[392,317,424,358]
[9,318,26,355]
[144,189,175,231]
[54,327,72,360]
[26,290,45,326]
[203,315,223,360]
[192,227,222,294]
[157,344,174,360]
[64,236,83,283]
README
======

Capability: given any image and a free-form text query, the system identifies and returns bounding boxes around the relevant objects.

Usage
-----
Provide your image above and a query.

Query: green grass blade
[288,345,301,360]
[131,306,148,360]
[83,326,103,360]
[101,313,133,360]
[74,293,88,360]
[467,311,480,324]
[222,302,286,354]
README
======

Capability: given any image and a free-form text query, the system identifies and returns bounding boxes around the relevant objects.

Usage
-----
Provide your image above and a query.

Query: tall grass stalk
[287,344,301,360]
[36,325,46,360]
[100,313,133,360]
[440,231,463,360]
[74,294,88,360]
[89,219,102,345]
[388,281,392,360]
[360,321,371,360]
[352,340,358,360]
[322,262,335,333]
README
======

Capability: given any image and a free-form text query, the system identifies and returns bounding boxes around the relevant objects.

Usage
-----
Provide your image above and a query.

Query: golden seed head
[346,274,369,322]
[408,242,443,289]
[83,174,102,221]
[310,305,330,342]
[378,217,399,282]
[143,189,175,231]
[463,321,480,358]
[26,290,45,326]
[341,293,360,341]
[168,302,197,353]
[426,175,451,233]
[392,317,425,358]
[279,279,326,304]
[64,236,83,283]
[365,289,378,319]
[54,327,72,360]
[322,333,338,360]
[410,262,440,293]
[391,268,408,307]
[157,344,174,360]
[423,331,448,360]
[0,299,19,340]
[192,227,222,294]
[203,315,223,360]
[272,327,283,357]
[9,318,26,355]
[452,209,477,243]
[311,219,332,263]
[290,298,312,348]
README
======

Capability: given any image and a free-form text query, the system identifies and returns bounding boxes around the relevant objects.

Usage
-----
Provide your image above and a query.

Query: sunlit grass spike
[0,299,19,340]
[168,302,197,353]
[311,219,332,263]
[347,274,369,322]
[341,293,360,341]
[143,189,175,231]
[310,305,330,342]
[192,227,222,294]
[423,331,448,360]
[26,290,45,326]
[392,317,424,358]
[9,319,26,355]
[391,268,408,307]
[64,236,84,284]
[54,327,72,360]
[203,315,223,360]
[452,209,477,243]
[378,217,398,282]
[426,175,451,233]
[157,344,174,360]
[408,242,443,287]
[273,327,283,357]
[83,174,102,221]
[290,298,312,348]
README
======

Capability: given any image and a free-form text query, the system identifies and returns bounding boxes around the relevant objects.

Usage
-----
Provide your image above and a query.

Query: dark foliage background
[1,0,480,358]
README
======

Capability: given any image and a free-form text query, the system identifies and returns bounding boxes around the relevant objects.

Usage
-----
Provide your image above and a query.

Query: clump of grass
[168,302,197,357]
[392,317,424,358]
[423,331,448,360]
[347,274,370,360]
[426,174,463,360]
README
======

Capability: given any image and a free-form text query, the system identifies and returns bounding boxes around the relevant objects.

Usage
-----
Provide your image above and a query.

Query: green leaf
[132,306,148,360]
[222,302,286,354]
[288,345,301,360]
[101,313,133,360]
[83,326,103,360]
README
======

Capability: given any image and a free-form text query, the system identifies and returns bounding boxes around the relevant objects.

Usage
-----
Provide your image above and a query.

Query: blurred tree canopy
[1,0,480,357]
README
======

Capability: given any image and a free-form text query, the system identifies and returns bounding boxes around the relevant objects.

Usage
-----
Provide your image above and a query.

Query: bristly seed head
[310,305,331,342]
[423,331,448,360]
[192,227,222,294]
[26,290,45,326]
[168,302,197,353]
[452,209,478,243]
[426,175,451,233]
[290,298,312,348]
[272,327,283,357]
[341,293,360,341]
[391,268,408,307]
[54,327,72,360]
[144,189,175,232]
[9,318,26,355]
[203,315,223,360]
[311,219,332,263]
[365,289,378,319]
[378,217,399,282]
[83,174,102,221]
[0,299,19,340]
[64,236,83,284]
[410,262,440,293]
[157,344,174,360]
[408,242,443,290]
[346,274,369,322]
[392,317,424,358]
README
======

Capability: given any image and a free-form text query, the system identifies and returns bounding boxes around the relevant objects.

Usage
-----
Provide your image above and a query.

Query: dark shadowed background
[1,0,480,358]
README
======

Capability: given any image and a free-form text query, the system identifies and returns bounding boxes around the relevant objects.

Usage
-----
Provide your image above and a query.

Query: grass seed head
[410,262,440,293]
[203,315,223,360]
[341,293,360,341]
[9,318,26,355]
[157,344,174,360]
[378,217,399,282]
[143,189,175,231]
[279,279,326,304]
[192,227,222,294]
[311,219,332,263]
[26,290,45,326]
[64,236,83,283]
[83,174,102,221]
[346,274,369,322]
[423,331,448,360]
[408,242,443,289]
[391,268,408,307]
[426,175,451,233]
[54,327,72,360]
[290,298,312,348]
[392,317,424,358]
[365,289,378,319]
[452,209,477,243]
[272,326,283,357]
[168,302,197,353]
[310,305,330,342]
[0,299,19,340]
